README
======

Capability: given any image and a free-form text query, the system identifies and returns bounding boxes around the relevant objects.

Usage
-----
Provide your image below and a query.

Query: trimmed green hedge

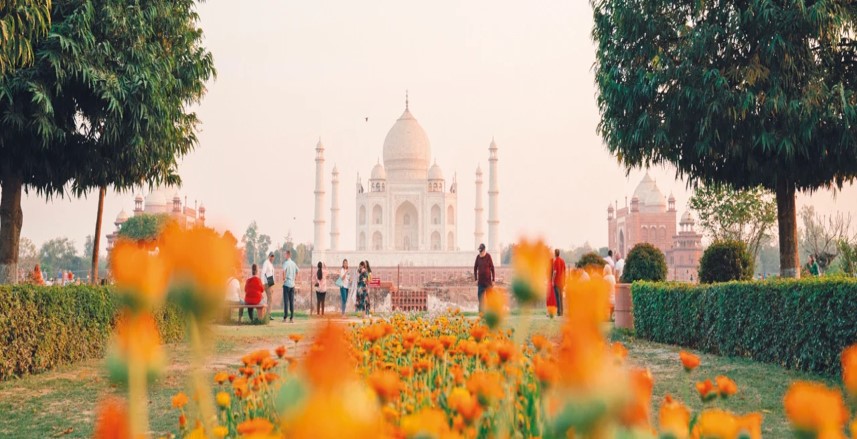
[632,279,857,376]
[0,285,184,380]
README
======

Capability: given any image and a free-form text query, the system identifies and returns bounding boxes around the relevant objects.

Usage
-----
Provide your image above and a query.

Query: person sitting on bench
[243,263,266,320]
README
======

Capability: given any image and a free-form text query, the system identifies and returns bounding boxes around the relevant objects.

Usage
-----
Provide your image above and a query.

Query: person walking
[551,249,566,317]
[282,250,299,323]
[614,253,625,281]
[603,249,615,268]
[314,261,327,316]
[474,243,495,313]
[337,259,350,317]
[261,252,276,320]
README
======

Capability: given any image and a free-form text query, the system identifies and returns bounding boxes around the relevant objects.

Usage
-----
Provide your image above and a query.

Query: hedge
[0,284,184,380]
[632,278,857,376]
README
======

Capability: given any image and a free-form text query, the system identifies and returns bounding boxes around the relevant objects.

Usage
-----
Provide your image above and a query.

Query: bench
[223,302,266,322]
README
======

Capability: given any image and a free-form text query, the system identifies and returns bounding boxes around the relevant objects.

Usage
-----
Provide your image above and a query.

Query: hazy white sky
[17,0,857,255]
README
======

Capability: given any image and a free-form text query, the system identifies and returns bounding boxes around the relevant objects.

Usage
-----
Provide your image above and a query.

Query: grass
[0,314,826,437]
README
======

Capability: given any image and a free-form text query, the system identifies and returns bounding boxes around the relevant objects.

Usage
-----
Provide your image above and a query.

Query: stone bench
[223,302,266,322]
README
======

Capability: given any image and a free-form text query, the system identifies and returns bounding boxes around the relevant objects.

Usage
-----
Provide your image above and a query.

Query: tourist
[614,253,625,281]
[604,264,617,305]
[261,252,276,320]
[603,249,615,268]
[807,255,820,277]
[226,272,241,304]
[244,264,266,321]
[31,264,45,285]
[282,250,299,323]
[337,259,351,317]
[356,261,370,317]
[551,249,566,317]
[474,243,495,313]
[314,261,327,316]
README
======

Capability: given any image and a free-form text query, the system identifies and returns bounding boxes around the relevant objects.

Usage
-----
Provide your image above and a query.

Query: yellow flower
[736,413,763,439]
[842,344,857,396]
[400,408,450,437]
[691,409,738,438]
[659,395,690,439]
[784,381,849,435]
[216,391,230,408]
[212,426,229,439]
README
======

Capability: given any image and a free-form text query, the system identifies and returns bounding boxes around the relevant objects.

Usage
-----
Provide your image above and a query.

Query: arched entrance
[395,201,419,251]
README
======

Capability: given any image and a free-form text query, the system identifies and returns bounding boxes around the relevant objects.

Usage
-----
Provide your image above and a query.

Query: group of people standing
[330,259,373,318]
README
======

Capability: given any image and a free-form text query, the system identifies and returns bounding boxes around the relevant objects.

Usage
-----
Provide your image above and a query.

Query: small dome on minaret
[428,160,444,180]
[371,160,387,180]
[116,209,129,224]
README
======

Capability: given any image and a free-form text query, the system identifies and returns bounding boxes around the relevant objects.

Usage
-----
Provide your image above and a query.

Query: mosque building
[105,187,206,253]
[313,97,500,267]
[607,173,703,282]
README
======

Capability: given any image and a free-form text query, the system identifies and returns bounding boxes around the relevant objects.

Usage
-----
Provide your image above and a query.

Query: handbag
[266,275,274,287]
[335,277,344,288]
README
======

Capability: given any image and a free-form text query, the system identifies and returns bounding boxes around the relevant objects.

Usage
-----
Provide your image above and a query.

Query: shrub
[0,284,183,380]
[698,240,754,283]
[632,278,857,376]
[620,243,667,283]
[575,252,606,270]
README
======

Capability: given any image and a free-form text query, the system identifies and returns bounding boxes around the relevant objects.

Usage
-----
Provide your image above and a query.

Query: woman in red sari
[546,253,557,316]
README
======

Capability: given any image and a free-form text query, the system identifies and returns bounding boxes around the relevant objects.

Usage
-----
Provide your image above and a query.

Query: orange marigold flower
[547,306,557,318]
[212,426,229,439]
[622,368,653,428]
[510,238,550,304]
[214,371,229,385]
[289,333,304,344]
[658,395,690,439]
[171,392,189,409]
[470,325,488,342]
[737,412,763,439]
[401,408,450,438]
[112,311,165,369]
[232,377,249,399]
[216,391,230,408]
[691,409,738,438]
[533,356,559,387]
[696,379,715,401]
[263,372,279,383]
[842,344,857,397]
[419,337,439,352]
[483,287,509,329]
[496,340,516,363]
[109,240,169,306]
[302,323,356,391]
[399,365,413,379]
[531,335,550,351]
[715,375,738,398]
[178,414,187,428]
[439,335,457,349]
[611,342,628,362]
[679,351,700,371]
[447,387,483,423]
[368,369,403,402]
[275,345,287,358]
[237,418,274,435]
[158,223,241,297]
[414,359,432,373]
[466,371,504,406]
[93,397,130,439]
[784,381,850,435]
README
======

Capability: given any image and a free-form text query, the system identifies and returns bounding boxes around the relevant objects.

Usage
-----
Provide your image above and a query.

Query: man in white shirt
[614,253,625,281]
[603,249,615,268]
[282,250,299,323]
[261,252,276,320]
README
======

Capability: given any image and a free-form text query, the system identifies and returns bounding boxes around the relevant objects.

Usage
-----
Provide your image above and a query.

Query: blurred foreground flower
[510,238,550,304]
[784,381,850,437]
[482,287,508,329]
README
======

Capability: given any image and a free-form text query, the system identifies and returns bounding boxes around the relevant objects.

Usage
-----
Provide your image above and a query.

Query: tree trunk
[0,175,24,284]
[776,178,800,278]
[91,186,106,284]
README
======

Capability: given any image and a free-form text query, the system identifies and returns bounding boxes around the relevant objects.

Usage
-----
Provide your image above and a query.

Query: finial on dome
[405,90,409,110]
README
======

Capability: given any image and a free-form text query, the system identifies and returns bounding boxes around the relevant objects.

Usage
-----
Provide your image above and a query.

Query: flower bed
[632,278,857,376]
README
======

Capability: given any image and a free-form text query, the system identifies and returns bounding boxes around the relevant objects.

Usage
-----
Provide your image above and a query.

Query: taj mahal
[313,97,500,267]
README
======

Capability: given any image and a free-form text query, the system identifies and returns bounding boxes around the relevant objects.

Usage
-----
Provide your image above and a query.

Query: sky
[16,0,857,256]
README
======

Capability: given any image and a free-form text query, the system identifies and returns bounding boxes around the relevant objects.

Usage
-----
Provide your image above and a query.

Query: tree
[0,0,214,283]
[116,214,169,242]
[755,237,780,278]
[38,237,83,278]
[838,239,857,277]
[256,234,271,266]
[592,0,857,278]
[0,0,51,73]
[800,206,853,272]
[689,185,777,260]
[17,236,38,272]
[242,221,259,266]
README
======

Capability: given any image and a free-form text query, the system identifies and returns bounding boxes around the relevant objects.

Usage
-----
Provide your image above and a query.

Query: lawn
[0,314,825,437]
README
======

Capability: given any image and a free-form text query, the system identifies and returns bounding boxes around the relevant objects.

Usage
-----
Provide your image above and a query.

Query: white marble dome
[371,161,387,180]
[115,209,129,223]
[382,107,431,179]
[145,189,167,206]
[681,210,695,224]
[428,161,444,180]
[633,173,666,212]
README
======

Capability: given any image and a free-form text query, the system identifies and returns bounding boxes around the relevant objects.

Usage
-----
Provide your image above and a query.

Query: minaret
[313,139,327,253]
[474,165,485,249]
[488,138,500,259]
[330,165,340,251]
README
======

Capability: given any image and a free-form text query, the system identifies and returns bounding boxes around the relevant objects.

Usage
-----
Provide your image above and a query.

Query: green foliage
[0,284,183,380]
[698,240,754,283]
[838,240,857,277]
[575,252,606,270]
[620,243,667,283]
[0,0,51,73]
[592,0,857,276]
[117,214,169,242]
[632,279,857,376]
[688,185,776,259]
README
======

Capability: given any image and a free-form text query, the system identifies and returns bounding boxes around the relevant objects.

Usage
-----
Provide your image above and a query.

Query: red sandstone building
[607,173,703,282]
